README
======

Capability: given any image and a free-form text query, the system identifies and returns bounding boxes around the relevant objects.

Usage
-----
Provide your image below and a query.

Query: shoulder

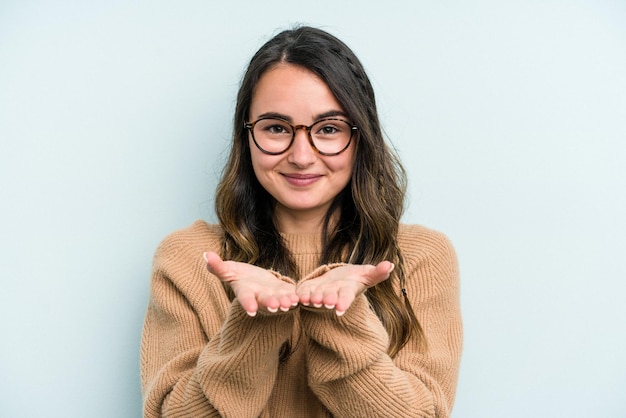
[397,224,458,280]
[154,220,223,268]
[398,224,455,254]
[149,221,231,319]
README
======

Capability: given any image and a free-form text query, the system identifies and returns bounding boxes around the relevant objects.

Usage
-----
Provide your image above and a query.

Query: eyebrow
[255,110,348,123]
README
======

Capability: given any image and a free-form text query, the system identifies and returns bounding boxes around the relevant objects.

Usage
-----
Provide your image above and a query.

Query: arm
[140,239,296,418]
[299,232,462,417]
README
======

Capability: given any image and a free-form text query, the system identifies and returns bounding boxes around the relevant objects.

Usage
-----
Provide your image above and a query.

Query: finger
[309,287,324,308]
[296,285,312,306]
[278,293,297,312]
[322,288,338,310]
[289,291,300,306]
[257,292,280,313]
[235,288,259,316]
[335,286,357,316]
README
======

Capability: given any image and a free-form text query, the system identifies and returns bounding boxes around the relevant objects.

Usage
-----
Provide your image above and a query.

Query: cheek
[249,144,279,182]
[331,150,356,179]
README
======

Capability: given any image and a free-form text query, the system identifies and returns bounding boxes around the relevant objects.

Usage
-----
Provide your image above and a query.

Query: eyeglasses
[244,117,358,156]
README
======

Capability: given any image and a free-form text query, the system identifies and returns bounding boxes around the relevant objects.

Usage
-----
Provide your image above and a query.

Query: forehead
[250,63,345,121]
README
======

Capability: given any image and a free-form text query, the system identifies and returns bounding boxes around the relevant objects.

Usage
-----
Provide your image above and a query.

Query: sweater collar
[280,231,322,256]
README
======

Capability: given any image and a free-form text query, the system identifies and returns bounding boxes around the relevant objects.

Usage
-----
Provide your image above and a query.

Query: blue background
[1,1,625,416]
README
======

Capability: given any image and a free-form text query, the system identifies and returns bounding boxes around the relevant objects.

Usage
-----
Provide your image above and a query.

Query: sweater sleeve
[299,228,462,418]
[140,232,295,418]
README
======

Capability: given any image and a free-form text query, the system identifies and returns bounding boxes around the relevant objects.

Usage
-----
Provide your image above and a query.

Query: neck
[276,211,325,234]
[275,205,339,235]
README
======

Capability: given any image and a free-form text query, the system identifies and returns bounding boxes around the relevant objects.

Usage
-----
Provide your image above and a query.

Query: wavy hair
[215,26,423,357]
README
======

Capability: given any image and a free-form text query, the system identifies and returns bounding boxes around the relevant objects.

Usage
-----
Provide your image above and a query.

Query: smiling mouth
[282,173,322,186]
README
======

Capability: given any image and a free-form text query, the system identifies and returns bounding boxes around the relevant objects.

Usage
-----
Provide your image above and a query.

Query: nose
[287,127,316,167]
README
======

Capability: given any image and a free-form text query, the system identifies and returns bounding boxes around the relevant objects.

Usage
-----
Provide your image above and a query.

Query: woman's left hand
[296,261,394,316]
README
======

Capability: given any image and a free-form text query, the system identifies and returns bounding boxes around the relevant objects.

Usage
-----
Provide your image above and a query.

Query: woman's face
[248,63,356,231]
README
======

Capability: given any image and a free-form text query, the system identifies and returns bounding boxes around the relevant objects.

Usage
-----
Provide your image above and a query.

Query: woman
[141,26,462,417]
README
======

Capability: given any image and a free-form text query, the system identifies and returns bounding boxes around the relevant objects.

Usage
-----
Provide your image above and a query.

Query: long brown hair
[215,26,422,357]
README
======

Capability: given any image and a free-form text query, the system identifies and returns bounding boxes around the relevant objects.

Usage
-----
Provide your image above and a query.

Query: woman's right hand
[203,251,298,317]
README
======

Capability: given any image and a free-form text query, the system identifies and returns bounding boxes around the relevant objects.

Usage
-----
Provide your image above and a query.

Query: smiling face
[248,63,356,232]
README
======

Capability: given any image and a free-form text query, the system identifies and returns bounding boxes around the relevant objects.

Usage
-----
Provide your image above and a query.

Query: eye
[314,119,348,137]
[268,125,287,134]
[319,125,339,135]
[257,119,292,136]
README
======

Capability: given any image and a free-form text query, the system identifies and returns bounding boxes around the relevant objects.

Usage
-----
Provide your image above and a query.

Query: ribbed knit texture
[140,220,462,417]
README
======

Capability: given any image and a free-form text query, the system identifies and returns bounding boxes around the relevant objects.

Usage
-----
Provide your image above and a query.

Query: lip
[281,173,322,187]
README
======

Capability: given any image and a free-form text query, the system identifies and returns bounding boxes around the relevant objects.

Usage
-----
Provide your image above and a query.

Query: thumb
[203,251,231,280]
[369,261,394,285]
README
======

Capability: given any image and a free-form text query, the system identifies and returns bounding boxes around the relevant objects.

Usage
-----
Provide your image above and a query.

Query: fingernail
[202,252,209,263]
[324,304,335,309]
[389,263,395,273]
[280,306,289,312]
[247,311,257,317]
[267,307,278,313]
[292,302,299,307]
[336,310,345,317]
[313,303,323,308]
[301,302,310,306]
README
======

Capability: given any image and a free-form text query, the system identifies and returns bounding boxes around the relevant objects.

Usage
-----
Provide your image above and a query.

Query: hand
[203,252,299,317]
[296,261,394,316]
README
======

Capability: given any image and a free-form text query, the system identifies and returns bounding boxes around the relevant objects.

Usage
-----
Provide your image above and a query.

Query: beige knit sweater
[141,221,462,417]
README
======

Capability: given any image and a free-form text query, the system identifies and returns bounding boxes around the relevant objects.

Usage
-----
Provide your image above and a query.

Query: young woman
[141,26,462,418]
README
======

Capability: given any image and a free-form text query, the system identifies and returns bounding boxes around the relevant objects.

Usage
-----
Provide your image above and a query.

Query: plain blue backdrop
[1,1,625,417]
